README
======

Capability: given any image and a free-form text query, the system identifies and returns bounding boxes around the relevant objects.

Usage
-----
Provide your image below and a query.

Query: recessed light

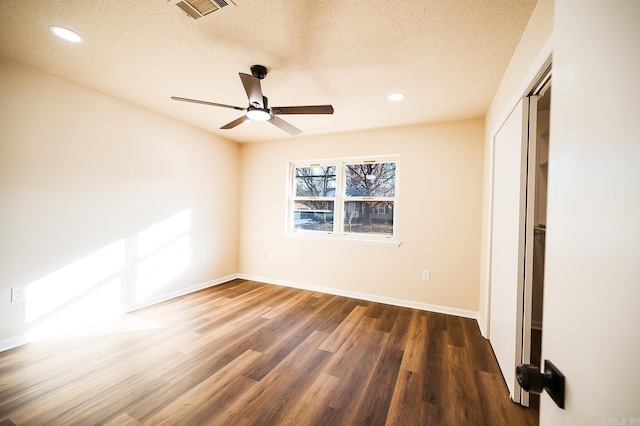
[388,93,405,102]
[50,26,84,43]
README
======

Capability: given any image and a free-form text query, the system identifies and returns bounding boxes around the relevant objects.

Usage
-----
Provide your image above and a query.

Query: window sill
[284,232,402,248]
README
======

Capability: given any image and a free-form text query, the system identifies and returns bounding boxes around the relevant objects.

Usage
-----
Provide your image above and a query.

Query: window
[288,156,399,242]
[292,165,336,232]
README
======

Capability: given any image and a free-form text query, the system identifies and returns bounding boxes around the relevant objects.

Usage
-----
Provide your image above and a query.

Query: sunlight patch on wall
[138,210,191,257]
[22,209,193,342]
[136,235,191,301]
[25,240,125,324]
[26,278,123,342]
[135,209,192,301]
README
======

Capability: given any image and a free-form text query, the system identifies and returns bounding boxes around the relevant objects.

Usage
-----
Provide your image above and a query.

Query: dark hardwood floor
[0,279,537,425]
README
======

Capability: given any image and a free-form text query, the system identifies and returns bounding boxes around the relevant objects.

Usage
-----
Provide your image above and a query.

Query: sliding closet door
[489,98,529,403]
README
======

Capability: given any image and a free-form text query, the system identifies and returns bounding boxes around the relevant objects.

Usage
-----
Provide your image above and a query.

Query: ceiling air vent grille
[174,0,235,20]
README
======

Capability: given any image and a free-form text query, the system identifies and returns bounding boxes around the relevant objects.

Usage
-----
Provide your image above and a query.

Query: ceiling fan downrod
[250,64,268,80]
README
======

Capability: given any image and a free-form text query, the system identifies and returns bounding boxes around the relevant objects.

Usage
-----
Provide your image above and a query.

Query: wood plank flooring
[0,279,538,425]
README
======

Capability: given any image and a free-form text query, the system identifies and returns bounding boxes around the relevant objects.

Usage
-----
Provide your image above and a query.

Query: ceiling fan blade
[269,115,302,136]
[271,105,334,115]
[220,115,248,129]
[171,96,245,111]
[239,73,264,109]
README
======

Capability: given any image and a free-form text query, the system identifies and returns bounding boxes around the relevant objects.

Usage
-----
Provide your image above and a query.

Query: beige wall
[239,119,484,313]
[479,0,554,332]
[0,60,240,346]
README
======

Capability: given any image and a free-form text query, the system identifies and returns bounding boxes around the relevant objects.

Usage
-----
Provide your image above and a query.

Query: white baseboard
[122,273,239,313]
[476,314,488,338]
[0,274,239,353]
[238,273,480,322]
[0,335,28,354]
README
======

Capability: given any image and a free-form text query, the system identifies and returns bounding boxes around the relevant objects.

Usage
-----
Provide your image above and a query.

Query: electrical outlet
[201,255,207,264]
[269,251,275,260]
[422,270,430,281]
[11,287,25,302]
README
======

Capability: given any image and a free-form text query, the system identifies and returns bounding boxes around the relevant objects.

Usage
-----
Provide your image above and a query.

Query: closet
[488,66,551,407]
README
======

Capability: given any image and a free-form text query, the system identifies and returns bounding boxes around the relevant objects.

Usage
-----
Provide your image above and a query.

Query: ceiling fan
[171,65,334,136]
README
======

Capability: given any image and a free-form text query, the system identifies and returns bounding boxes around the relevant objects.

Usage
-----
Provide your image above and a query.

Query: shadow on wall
[24,209,192,342]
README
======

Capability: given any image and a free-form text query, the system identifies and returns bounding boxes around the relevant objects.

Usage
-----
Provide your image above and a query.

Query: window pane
[295,166,336,197]
[293,201,334,231]
[344,163,396,197]
[343,201,394,235]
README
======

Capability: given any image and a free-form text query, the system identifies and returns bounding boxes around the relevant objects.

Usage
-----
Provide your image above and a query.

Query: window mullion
[334,161,345,235]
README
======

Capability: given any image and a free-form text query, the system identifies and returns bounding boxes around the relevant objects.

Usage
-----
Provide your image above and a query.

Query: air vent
[174,0,236,20]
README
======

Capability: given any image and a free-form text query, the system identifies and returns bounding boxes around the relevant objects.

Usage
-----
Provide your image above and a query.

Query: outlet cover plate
[11,287,25,302]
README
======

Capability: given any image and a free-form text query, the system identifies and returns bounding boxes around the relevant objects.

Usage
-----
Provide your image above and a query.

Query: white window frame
[290,163,337,235]
[287,155,400,246]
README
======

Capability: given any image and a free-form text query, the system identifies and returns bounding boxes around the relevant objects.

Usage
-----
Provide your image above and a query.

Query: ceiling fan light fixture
[49,26,84,43]
[388,92,405,102]
[246,109,271,121]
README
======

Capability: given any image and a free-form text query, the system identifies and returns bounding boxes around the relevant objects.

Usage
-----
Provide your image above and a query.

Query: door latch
[516,360,565,409]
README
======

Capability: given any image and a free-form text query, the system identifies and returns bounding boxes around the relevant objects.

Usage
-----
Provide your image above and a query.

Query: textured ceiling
[0,0,537,143]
